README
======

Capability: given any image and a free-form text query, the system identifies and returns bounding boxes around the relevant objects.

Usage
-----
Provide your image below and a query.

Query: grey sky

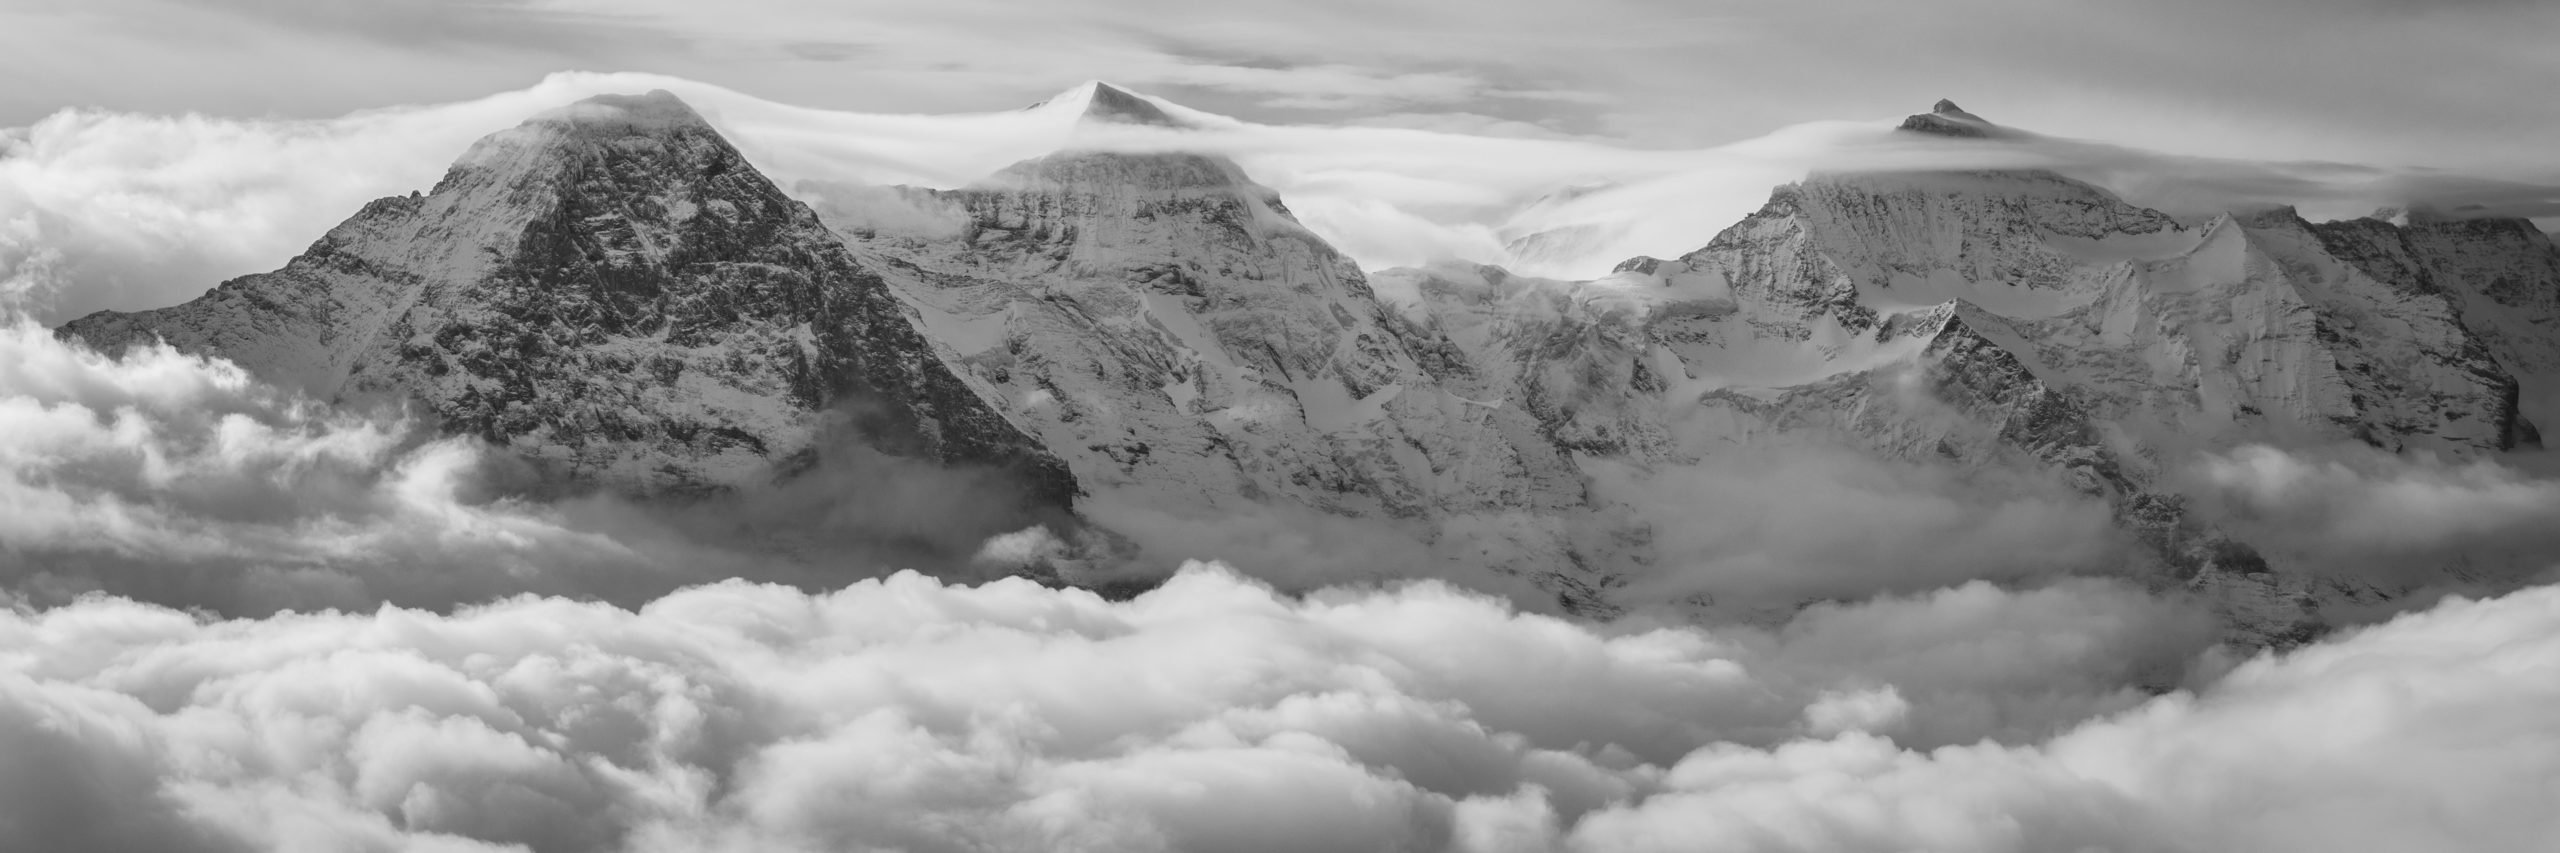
[4,0,2557,168]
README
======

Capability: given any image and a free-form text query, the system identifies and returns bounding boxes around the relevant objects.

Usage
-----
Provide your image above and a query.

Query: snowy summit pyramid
[1897,98,2009,138]
[1028,80,1185,128]
[62,91,1075,500]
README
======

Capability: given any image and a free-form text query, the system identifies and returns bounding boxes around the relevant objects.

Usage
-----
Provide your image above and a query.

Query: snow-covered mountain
[811,83,1616,601]
[55,87,2560,637]
[1377,101,2558,637]
[60,91,1074,506]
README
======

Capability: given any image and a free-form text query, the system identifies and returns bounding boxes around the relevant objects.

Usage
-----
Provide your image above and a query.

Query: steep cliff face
[60,91,1074,502]
[2308,214,2560,442]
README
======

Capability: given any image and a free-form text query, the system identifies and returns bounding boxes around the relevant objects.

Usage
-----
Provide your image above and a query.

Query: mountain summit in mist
[1042,80,1186,127]
[1898,98,2009,138]
[58,87,2560,641]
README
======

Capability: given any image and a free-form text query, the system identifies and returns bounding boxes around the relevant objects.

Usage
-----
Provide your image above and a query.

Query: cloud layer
[11,312,2544,853]
[2184,443,2560,591]
[9,0,2559,175]
[1587,444,2129,609]
[0,557,2552,852]
[0,314,1080,616]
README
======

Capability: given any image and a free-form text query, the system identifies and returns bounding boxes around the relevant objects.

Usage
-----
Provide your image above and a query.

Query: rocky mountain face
[2307,212,2560,437]
[814,83,1613,599]
[59,91,1074,507]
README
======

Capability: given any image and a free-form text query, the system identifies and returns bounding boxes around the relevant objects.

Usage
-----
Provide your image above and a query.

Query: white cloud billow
[2,309,2467,853]
[0,235,2554,852]
[0,314,1037,614]
[0,561,2552,852]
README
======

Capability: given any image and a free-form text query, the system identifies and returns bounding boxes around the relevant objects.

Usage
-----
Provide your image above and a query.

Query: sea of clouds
[4,530,2557,851]
[4,285,2559,851]
[7,73,2560,852]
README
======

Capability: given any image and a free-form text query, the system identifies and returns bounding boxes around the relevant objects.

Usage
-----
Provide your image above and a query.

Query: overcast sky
[4,0,2558,167]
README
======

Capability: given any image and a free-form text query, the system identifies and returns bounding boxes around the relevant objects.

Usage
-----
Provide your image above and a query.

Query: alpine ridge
[52,86,2560,639]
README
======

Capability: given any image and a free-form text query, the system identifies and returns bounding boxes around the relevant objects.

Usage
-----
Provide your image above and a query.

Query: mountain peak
[1031,81,1182,128]
[532,89,713,134]
[1898,99,2003,138]
[1084,82,1177,126]
[431,89,733,199]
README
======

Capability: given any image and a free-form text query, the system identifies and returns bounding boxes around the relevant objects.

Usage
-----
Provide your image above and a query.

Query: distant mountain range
[64,87,2560,643]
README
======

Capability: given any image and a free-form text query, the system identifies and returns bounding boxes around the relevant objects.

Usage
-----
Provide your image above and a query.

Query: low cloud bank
[0,560,2550,852]
[2186,443,2560,590]
[8,299,2136,622]
[0,316,1070,616]
[1589,444,2129,610]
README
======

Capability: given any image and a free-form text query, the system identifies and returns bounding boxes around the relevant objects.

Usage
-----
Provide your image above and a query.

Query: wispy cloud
[1587,443,2129,609]
[2181,443,2560,592]
[121,0,686,55]
[11,70,2556,327]
[8,0,2559,173]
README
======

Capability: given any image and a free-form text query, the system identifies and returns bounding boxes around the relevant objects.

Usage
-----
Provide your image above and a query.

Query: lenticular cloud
[0,563,2554,853]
